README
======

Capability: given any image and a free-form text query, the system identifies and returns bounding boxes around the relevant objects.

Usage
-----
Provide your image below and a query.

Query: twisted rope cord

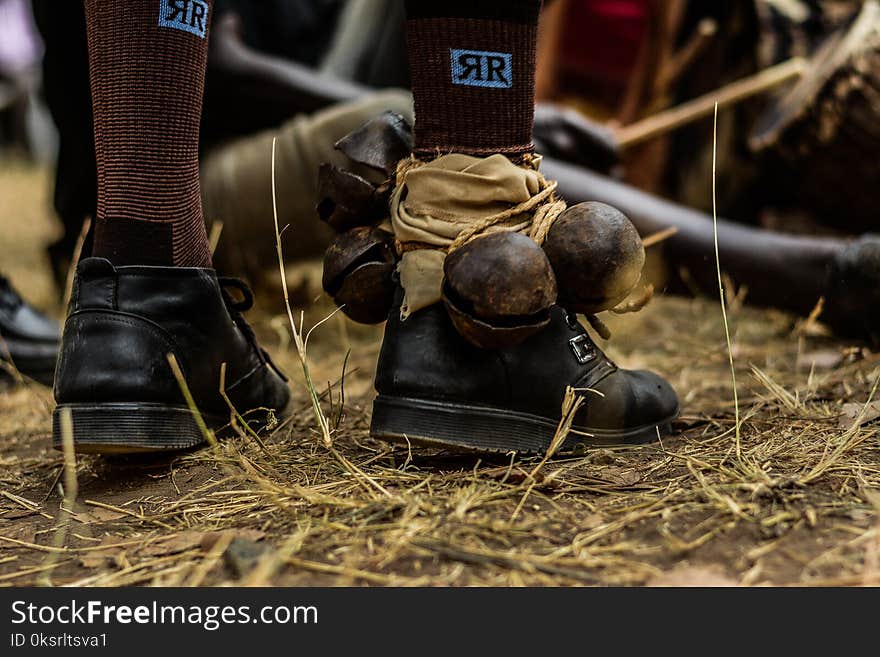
[395,156,568,253]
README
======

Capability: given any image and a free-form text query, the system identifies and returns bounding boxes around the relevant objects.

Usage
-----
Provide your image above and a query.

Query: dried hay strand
[1,288,878,587]
[1,157,879,588]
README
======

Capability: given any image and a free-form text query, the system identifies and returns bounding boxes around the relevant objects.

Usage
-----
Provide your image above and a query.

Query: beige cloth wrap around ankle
[390,153,565,318]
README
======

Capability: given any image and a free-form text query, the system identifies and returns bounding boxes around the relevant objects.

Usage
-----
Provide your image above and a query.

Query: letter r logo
[158,0,209,39]
[450,49,513,89]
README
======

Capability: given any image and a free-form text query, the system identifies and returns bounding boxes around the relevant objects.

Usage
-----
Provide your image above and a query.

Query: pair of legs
[57,0,678,453]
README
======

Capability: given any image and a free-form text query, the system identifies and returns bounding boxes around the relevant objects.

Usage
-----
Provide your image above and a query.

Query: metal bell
[442,232,557,349]
[543,202,644,314]
[322,226,396,324]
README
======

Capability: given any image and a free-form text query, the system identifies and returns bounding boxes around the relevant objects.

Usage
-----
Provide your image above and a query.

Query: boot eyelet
[569,334,596,364]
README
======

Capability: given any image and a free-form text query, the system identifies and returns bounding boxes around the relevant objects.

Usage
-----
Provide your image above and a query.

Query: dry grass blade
[167,352,217,448]
[800,372,880,485]
[208,220,224,256]
[711,101,742,459]
[219,362,269,453]
[244,524,310,586]
[270,136,332,448]
[37,407,77,586]
[511,388,585,521]
[186,531,234,587]
[0,561,71,583]
[751,365,801,412]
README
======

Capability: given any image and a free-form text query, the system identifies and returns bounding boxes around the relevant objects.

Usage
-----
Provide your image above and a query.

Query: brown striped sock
[84,0,213,267]
[404,0,542,159]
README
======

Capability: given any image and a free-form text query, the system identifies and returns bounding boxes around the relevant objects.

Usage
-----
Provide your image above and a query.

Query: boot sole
[52,401,290,455]
[371,395,676,455]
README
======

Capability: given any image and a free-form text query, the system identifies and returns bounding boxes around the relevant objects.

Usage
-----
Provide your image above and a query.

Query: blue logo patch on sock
[450,49,513,89]
[158,0,209,39]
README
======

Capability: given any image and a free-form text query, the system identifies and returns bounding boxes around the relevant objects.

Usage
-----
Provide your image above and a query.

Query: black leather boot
[0,275,59,386]
[52,258,291,454]
[371,291,678,454]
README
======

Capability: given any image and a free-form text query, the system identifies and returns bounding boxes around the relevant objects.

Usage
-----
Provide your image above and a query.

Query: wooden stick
[659,18,718,91]
[616,57,807,148]
[642,226,679,249]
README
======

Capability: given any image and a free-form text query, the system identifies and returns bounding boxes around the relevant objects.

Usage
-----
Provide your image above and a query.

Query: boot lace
[219,276,259,346]
[218,277,284,379]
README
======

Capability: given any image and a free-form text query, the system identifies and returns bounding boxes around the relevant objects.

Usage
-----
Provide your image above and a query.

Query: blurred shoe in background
[0,273,59,386]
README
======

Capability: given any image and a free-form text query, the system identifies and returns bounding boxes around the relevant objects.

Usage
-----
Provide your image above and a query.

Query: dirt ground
[1,162,879,587]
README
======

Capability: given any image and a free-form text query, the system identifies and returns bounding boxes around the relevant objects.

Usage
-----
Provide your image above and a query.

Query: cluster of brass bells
[318,112,411,324]
[319,115,646,348]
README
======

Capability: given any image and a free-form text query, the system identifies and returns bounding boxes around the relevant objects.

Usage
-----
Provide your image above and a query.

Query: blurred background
[0,0,873,316]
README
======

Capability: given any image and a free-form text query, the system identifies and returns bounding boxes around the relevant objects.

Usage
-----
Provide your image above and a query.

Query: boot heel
[52,403,223,454]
